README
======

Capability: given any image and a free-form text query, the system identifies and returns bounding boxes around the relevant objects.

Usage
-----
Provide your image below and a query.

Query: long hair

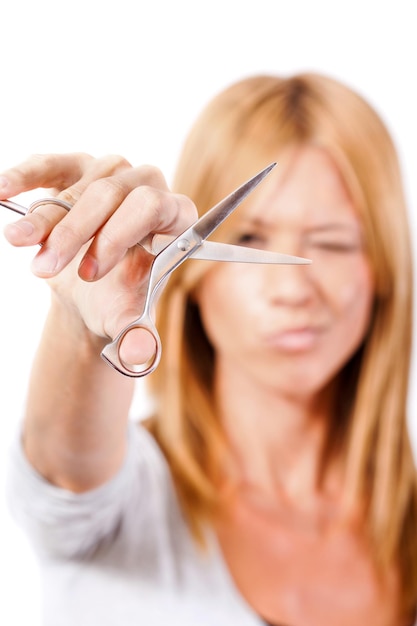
[147,73,417,616]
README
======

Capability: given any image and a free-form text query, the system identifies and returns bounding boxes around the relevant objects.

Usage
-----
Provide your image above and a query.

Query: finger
[48,153,133,207]
[0,153,94,198]
[29,165,176,278]
[118,328,157,369]
[3,202,70,247]
[78,185,197,281]
[3,154,134,249]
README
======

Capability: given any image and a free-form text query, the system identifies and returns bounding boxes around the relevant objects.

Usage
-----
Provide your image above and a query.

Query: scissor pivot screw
[177,238,191,252]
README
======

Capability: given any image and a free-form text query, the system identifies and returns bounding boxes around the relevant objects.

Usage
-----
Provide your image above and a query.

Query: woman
[3,73,416,625]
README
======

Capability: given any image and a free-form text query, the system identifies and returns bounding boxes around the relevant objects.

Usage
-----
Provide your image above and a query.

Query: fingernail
[5,220,34,237]
[79,253,98,280]
[0,176,9,192]
[31,248,58,274]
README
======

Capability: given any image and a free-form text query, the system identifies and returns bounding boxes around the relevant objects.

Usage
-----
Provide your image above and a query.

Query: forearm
[1,154,197,491]
[23,295,135,492]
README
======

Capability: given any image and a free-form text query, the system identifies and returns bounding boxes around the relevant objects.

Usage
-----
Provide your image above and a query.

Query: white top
[7,421,415,626]
[7,423,265,626]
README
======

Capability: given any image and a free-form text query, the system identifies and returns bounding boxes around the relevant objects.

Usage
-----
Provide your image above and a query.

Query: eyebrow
[307,222,362,234]
[240,217,362,235]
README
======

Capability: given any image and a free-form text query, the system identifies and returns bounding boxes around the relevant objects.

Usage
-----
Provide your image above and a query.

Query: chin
[255,354,340,399]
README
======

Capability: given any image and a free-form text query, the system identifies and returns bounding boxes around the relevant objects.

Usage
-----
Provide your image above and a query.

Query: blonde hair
[147,73,417,616]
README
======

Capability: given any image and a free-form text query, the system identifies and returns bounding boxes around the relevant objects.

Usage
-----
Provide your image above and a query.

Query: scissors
[1,163,311,377]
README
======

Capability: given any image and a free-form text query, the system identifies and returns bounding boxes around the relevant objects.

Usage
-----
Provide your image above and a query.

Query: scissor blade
[191,163,276,242]
[0,200,27,216]
[148,235,310,265]
[190,241,311,264]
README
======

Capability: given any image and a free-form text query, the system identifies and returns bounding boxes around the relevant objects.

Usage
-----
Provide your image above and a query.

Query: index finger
[2,153,136,248]
[0,153,94,198]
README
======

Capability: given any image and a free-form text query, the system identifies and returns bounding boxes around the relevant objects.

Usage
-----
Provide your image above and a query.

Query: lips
[264,326,321,352]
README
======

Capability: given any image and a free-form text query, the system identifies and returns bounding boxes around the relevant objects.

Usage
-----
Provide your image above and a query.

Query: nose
[262,259,313,307]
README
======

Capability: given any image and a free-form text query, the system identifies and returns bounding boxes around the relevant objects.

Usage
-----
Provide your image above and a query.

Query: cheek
[194,266,259,346]
[328,260,374,337]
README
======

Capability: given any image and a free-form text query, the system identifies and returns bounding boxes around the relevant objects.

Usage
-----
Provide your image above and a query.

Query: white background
[0,1,416,623]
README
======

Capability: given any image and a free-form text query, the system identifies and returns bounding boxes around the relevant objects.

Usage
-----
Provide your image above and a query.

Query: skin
[196,147,374,401]
[1,153,197,488]
[1,149,400,624]
[195,147,399,624]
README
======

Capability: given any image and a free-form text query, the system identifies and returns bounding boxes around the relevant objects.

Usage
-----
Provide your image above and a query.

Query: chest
[215,504,399,626]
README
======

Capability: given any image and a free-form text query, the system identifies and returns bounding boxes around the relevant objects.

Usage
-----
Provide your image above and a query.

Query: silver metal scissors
[1,163,311,377]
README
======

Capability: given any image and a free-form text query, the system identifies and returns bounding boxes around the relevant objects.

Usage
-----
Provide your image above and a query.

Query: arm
[23,293,135,492]
[2,153,196,492]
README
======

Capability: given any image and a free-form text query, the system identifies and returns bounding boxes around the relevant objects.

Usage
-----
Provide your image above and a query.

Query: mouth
[264,326,321,352]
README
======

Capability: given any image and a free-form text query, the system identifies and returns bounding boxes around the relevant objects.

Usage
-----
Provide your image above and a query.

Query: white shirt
[7,423,264,626]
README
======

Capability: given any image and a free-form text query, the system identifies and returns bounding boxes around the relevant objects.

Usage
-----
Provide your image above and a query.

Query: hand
[1,153,197,364]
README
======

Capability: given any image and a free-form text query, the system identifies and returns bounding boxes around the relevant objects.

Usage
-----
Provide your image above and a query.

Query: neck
[215,362,339,504]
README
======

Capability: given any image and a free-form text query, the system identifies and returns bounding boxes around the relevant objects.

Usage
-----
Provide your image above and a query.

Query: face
[193,146,375,399]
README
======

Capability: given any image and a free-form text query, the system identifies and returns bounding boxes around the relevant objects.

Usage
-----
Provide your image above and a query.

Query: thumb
[118,326,158,369]
[101,315,161,377]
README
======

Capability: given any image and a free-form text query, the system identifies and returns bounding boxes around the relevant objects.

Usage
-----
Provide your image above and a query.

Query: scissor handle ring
[100,316,162,378]
[28,197,73,214]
